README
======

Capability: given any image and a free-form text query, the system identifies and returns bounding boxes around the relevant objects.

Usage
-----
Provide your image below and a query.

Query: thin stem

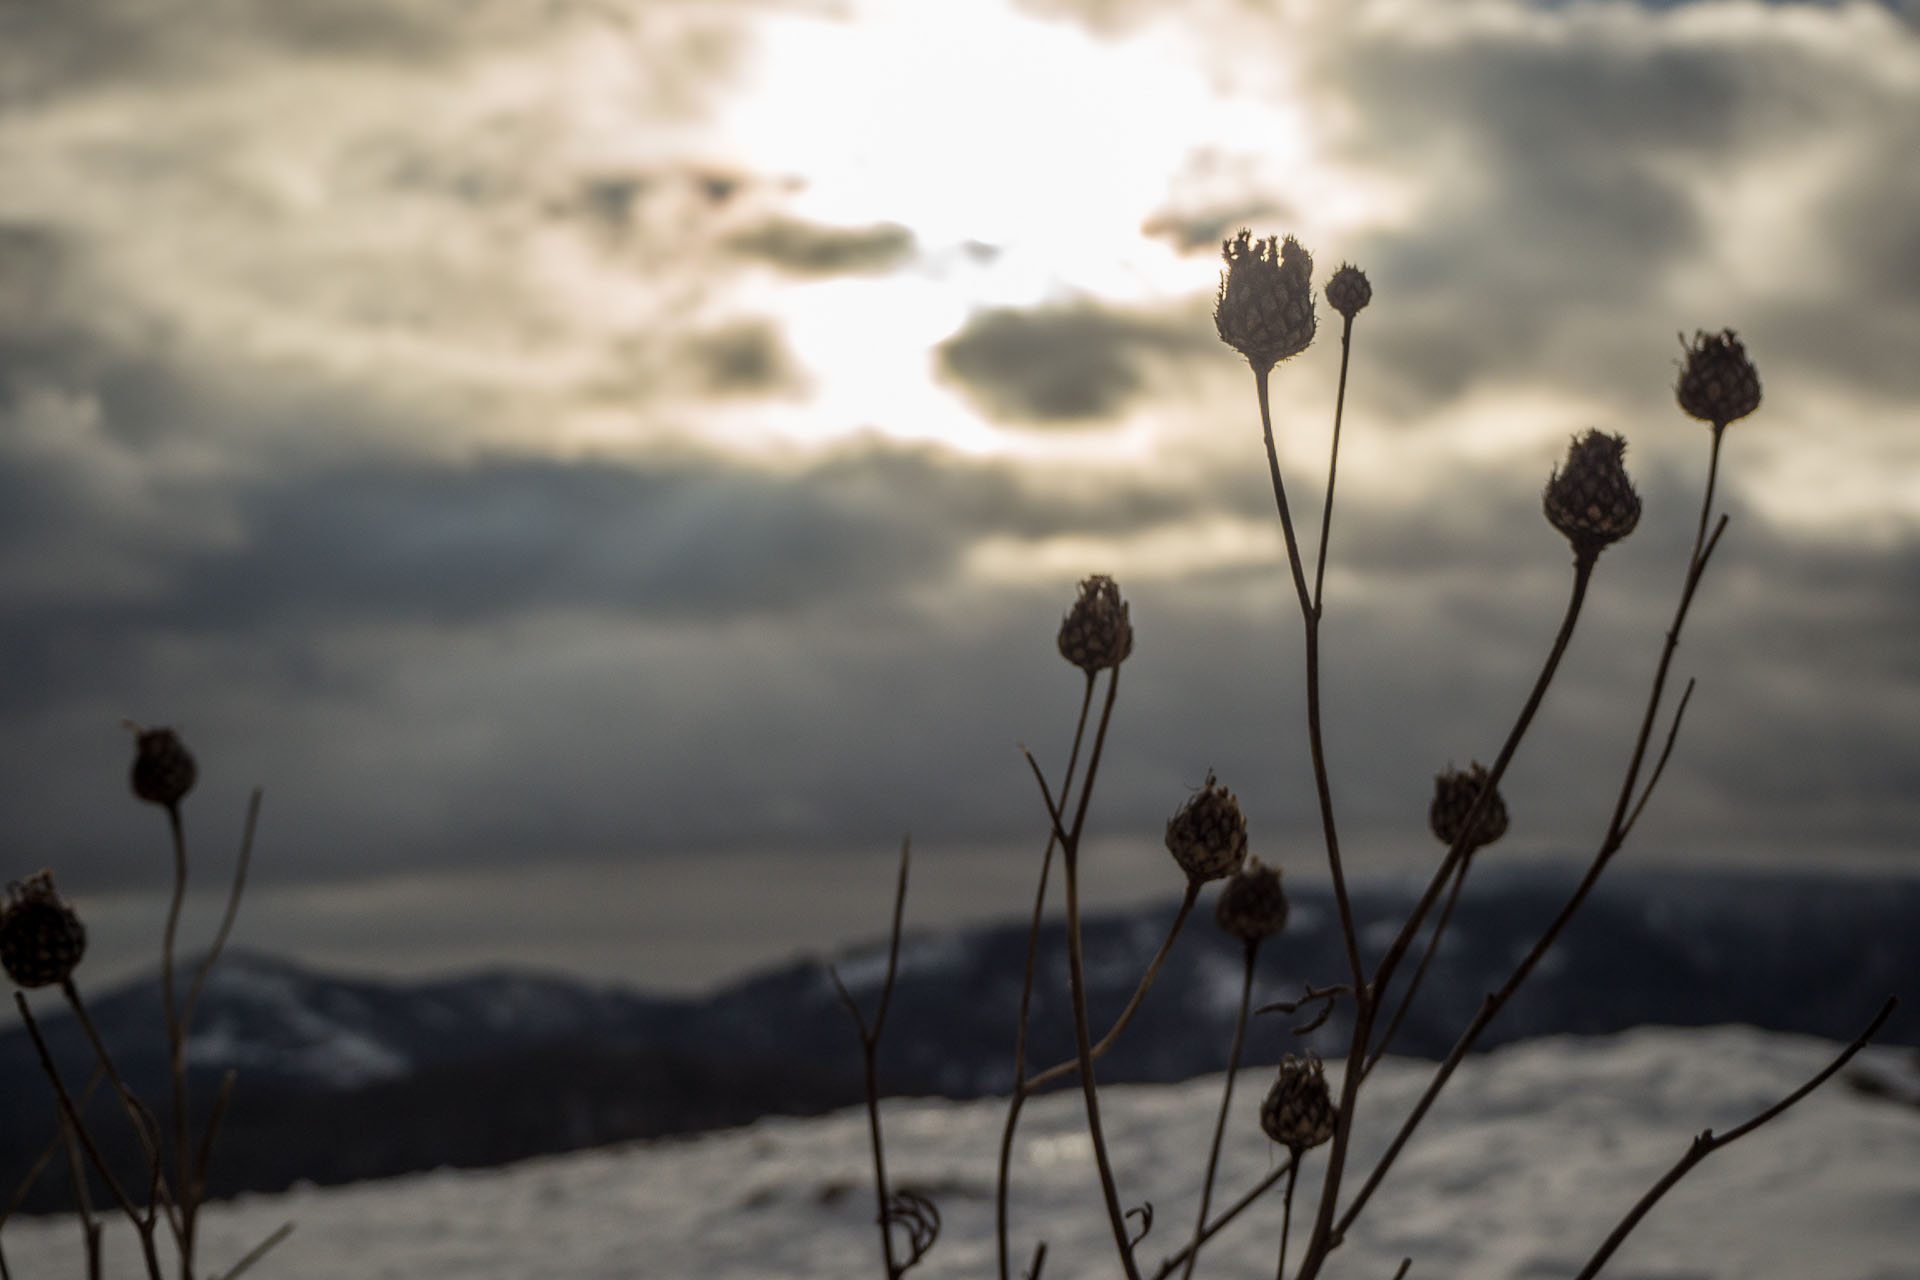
[1311,313,1356,613]
[1022,881,1201,1093]
[1331,509,1726,1250]
[1276,1156,1300,1280]
[3,1067,104,1228]
[1060,671,1144,1280]
[160,803,194,1280]
[1363,856,1469,1079]
[13,994,164,1280]
[830,839,916,1279]
[1571,996,1895,1280]
[1256,367,1366,995]
[998,674,1096,1280]
[1150,1153,1295,1280]
[58,1108,101,1280]
[1181,940,1259,1280]
[182,789,262,1033]
[60,982,181,1244]
[1299,557,1596,1280]
[215,1222,294,1280]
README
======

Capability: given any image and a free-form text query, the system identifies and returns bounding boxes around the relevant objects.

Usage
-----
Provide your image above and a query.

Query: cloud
[723,217,916,276]
[936,300,1215,424]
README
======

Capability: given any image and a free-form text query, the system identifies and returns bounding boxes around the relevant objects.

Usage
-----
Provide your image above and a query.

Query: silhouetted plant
[0,727,290,1280]
[834,235,1895,1280]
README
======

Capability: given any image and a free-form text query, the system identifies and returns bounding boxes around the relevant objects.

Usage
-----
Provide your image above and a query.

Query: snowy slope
[6,1026,1917,1280]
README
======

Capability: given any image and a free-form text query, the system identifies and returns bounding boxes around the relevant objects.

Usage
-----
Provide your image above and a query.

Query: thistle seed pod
[1214,857,1290,944]
[1543,430,1641,559]
[1214,230,1316,373]
[1,871,86,989]
[1324,263,1372,320]
[1676,329,1761,426]
[1428,762,1509,853]
[1165,771,1249,883]
[1056,575,1133,674]
[130,725,197,808]
[1260,1053,1336,1152]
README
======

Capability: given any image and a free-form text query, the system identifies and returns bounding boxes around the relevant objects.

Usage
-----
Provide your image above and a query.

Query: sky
[1,0,1917,991]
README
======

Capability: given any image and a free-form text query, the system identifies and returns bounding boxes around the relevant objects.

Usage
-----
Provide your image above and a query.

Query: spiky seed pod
[1165,771,1249,883]
[1,871,86,989]
[1260,1053,1336,1153]
[1543,430,1641,559]
[1214,857,1290,944]
[1214,230,1316,373]
[1428,762,1509,853]
[130,726,197,808]
[1056,575,1133,674]
[1324,263,1372,320]
[1676,329,1761,426]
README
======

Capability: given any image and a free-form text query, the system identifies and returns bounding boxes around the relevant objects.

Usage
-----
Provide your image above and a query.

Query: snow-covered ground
[6,1026,1917,1280]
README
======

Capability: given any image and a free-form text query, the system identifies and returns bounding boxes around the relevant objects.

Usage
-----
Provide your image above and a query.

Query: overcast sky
[2,0,1916,991]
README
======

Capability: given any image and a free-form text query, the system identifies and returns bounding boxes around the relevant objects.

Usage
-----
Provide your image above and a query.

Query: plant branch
[1180,939,1260,1280]
[1311,312,1356,613]
[1571,996,1896,1280]
[1363,854,1470,1079]
[1023,880,1201,1094]
[998,673,1096,1280]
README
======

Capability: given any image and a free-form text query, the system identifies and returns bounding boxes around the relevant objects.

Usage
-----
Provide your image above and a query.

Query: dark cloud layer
[724,217,916,277]
[937,300,1212,423]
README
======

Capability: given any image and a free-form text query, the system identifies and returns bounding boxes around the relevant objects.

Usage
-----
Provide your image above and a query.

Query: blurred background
[2,0,1917,994]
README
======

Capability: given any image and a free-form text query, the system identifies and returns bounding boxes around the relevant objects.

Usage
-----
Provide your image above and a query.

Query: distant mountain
[3,862,1914,1210]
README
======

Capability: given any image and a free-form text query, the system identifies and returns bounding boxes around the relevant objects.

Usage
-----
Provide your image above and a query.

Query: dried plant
[0,727,291,1280]
[834,236,1895,1280]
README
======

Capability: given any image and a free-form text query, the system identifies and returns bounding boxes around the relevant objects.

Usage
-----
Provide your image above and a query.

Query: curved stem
[1572,996,1894,1280]
[1060,669,1144,1280]
[1023,881,1201,1094]
[1276,1156,1300,1280]
[1299,557,1596,1280]
[60,983,180,1243]
[1255,365,1365,1000]
[998,674,1097,1280]
[1181,940,1259,1280]
[159,804,195,1280]
[1311,313,1356,613]
[1363,855,1469,1079]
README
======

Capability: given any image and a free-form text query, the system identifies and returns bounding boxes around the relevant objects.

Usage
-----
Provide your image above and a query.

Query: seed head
[1428,762,1509,853]
[1056,575,1133,674]
[1214,857,1289,944]
[1214,230,1316,373]
[1165,771,1249,883]
[1543,430,1641,559]
[129,725,197,808]
[1676,329,1761,427]
[1,871,87,989]
[1260,1053,1336,1152]
[1324,263,1372,320]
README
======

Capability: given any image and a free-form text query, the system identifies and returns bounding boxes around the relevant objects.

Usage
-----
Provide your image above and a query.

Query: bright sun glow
[704,0,1394,456]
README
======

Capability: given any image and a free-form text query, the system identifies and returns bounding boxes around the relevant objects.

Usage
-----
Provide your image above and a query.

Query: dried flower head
[1214,857,1290,944]
[1676,329,1761,427]
[129,725,197,808]
[1,871,87,989]
[1543,430,1641,559]
[1214,230,1316,373]
[1165,771,1249,883]
[1056,575,1133,674]
[1260,1053,1336,1152]
[1324,263,1372,320]
[1428,762,1509,853]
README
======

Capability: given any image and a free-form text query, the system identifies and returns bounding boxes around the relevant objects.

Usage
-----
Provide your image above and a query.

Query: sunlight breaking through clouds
[0,0,1916,935]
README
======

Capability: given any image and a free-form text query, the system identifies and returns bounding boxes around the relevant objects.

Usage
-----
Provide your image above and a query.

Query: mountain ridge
[3,861,1913,1210]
